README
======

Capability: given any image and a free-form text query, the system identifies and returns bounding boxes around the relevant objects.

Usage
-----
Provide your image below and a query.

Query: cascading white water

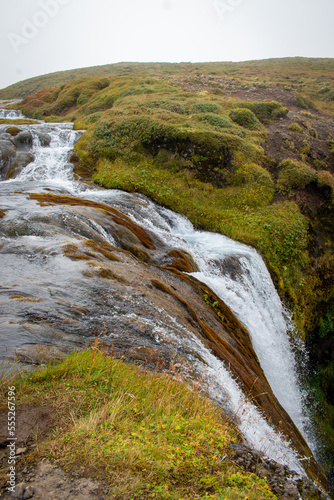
[105,200,310,434]
[15,124,81,188]
[0,109,23,119]
[0,114,313,474]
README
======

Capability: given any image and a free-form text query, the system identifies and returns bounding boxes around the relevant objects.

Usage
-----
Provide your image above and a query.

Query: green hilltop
[1,57,334,113]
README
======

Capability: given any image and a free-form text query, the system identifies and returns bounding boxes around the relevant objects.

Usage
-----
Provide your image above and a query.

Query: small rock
[283,482,300,498]
[16,447,27,455]
[257,465,269,477]
[10,483,34,499]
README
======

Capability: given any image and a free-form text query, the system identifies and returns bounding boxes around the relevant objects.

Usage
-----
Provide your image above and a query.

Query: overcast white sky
[0,0,333,90]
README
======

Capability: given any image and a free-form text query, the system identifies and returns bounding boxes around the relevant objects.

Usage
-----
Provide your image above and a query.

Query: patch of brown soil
[0,461,109,500]
[0,406,53,466]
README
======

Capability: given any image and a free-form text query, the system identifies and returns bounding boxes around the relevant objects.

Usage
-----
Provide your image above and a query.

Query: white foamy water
[120,203,308,430]
[15,124,82,190]
[0,109,23,119]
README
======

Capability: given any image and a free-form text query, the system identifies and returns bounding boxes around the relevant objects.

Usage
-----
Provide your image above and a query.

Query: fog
[0,0,333,89]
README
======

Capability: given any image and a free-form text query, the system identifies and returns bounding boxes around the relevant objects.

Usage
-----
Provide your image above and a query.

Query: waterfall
[15,124,81,188]
[124,205,308,432]
[0,114,314,476]
[0,109,24,119]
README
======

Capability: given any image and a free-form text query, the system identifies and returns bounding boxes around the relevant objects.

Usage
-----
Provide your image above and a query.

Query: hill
[1,58,334,114]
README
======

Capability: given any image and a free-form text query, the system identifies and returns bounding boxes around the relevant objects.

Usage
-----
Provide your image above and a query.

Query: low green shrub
[236,100,289,123]
[192,102,221,114]
[289,123,305,134]
[229,108,260,130]
[196,113,233,129]
[277,159,317,194]
[297,94,315,109]
[85,112,103,124]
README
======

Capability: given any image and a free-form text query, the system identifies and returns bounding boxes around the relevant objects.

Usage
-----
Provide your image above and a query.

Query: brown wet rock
[28,193,155,249]
[5,127,20,137]
[14,345,67,365]
[164,249,199,273]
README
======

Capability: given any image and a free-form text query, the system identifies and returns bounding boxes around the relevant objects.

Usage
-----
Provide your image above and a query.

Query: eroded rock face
[0,190,328,491]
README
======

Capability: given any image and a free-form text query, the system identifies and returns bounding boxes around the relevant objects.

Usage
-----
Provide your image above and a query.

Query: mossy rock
[165,249,199,273]
[5,126,21,136]
[13,130,33,149]
[229,108,261,130]
[277,159,317,194]
[239,100,289,123]
[113,225,151,262]
[232,163,274,191]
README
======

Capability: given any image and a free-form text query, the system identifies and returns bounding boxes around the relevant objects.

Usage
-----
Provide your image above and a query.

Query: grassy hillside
[0,348,276,499]
[5,59,334,482]
[1,58,334,113]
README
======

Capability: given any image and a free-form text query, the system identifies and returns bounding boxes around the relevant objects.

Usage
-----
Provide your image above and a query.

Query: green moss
[297,94,316,109]
[299,140,311,155]
[229,108,261,130]
[231,163,275,191]
[196,112,233,129]
[235,100,289,123]
[289,122,305,134]
[192,101,221,113]
[0,118,39,125]
[277,159,317,194]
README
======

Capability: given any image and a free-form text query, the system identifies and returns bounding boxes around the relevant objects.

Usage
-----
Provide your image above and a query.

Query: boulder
[36,131,51,147]
[13,130,33,149]
[6,126,21,137]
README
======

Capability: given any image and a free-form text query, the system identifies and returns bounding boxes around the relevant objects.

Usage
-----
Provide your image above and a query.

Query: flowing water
[0,109,24,119]
[0,118,314,475]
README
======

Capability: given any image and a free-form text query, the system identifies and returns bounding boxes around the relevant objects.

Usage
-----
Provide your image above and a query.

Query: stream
[0,115,316,477]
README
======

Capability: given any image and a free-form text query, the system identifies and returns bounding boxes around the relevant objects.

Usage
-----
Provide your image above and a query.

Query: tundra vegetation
[1,58,334,487]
